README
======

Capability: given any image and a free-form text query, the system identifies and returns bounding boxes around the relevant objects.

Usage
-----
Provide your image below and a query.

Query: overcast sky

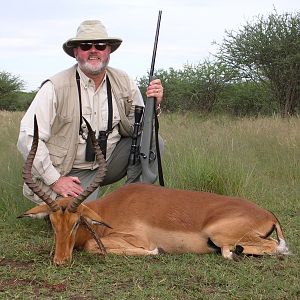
[1,0,299,91]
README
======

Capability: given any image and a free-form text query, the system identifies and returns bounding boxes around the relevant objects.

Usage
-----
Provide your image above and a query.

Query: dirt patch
[0,278,67,297]
[0,258,34,269]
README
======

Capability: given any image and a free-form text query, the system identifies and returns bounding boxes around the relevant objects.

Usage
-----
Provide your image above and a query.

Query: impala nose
[53,255,71,266]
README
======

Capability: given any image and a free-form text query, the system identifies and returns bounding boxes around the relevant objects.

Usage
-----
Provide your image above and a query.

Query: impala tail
[274,221,289,255]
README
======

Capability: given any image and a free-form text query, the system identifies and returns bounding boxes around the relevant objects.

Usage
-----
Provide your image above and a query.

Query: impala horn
[68,117,107,213]
[22,115,60,212]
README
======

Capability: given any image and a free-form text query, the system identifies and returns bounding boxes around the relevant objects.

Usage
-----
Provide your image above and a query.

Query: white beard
[76,54,110,75]
[78,60,109,75]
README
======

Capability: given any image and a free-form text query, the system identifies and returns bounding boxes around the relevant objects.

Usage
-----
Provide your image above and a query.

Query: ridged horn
[22,115,60,212]
[68,118,107,213]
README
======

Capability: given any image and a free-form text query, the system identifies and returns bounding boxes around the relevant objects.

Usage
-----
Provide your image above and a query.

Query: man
[17,20,164,203]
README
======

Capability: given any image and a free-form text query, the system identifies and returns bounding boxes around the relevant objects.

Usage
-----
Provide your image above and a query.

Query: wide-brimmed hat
[63,20,122,57]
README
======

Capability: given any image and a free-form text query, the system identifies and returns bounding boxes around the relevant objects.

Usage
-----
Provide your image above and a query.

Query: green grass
[0,111,299,299]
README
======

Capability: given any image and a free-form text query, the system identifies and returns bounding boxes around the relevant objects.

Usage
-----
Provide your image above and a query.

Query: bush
[216,81,278,116]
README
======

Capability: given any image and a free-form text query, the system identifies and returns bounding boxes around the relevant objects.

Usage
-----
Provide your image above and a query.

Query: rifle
[128,105,144,165]
[139,10,163,184]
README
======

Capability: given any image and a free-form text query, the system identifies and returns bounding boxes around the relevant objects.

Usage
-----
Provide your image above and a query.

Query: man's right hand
[51,176,84,198]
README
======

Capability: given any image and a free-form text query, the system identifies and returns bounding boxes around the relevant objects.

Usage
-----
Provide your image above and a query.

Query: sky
[1,0,299,91]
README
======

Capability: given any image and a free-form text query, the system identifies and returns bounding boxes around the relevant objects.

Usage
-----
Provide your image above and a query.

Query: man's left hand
[146,79,164,104]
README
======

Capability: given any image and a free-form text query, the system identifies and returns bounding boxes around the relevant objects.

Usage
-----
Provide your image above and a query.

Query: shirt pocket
[101,99,121,129]
[82,106,92,119]
[47,141,68,167]
[52,114,73,137]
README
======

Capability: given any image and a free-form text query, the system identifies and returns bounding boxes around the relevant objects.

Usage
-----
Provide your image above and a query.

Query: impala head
[19,115,108,265]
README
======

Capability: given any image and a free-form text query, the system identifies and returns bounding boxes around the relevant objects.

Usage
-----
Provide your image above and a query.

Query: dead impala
[19,116,289,265]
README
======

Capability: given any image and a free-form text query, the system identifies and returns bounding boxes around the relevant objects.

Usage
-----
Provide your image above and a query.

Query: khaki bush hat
[63,20,122,57]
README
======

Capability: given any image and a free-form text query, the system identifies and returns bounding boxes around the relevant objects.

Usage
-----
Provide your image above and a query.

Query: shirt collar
[76,65,107,90]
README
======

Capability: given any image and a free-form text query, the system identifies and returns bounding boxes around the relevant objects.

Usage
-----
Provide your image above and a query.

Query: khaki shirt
[17,66,144,189]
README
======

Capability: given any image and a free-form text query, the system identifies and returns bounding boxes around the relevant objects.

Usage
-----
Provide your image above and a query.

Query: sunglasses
[78,42,107,51]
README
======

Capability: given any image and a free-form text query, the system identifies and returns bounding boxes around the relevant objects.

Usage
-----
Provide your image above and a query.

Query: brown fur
[22,183,288,265]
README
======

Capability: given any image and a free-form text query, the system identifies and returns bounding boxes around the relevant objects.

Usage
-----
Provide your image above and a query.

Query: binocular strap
[76,70,113,159]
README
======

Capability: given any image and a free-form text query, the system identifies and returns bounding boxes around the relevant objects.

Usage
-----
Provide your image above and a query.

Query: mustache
[88,54,101,59]
[78,59,110,75]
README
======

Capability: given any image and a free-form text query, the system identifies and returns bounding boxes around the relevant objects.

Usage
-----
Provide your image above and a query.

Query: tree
[138,67,187,112]
[218,81,277,116]
[178,60,235,113]
[215,10,300,117]
[0,71,24,110]
[138,61,234,113]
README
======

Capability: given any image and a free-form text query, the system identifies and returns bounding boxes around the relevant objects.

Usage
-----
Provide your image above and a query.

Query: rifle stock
[139,10,162,183]
[140,86,157,183]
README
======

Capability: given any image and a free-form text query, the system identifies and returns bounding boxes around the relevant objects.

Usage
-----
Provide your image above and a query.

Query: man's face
[73,42,111,76]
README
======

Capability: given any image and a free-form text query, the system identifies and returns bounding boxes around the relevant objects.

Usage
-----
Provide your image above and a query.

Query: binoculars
[85,130,108,162]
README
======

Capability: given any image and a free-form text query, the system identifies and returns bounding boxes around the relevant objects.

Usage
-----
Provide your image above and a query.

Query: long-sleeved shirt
[17,66,144,186]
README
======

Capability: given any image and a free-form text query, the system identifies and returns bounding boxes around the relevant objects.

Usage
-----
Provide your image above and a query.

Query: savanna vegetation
[0,8,299,300]
[1,10,300,117]
[139,10,300,117]
[0,111,299,299]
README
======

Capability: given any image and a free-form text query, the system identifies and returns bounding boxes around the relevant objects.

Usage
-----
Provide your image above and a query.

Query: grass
[0,111,299,299]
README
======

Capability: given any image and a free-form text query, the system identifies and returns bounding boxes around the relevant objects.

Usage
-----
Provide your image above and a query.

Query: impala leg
[217,237,279,259]
[84,236,159,256]
[220,246,241,260]
[236,237,279,256]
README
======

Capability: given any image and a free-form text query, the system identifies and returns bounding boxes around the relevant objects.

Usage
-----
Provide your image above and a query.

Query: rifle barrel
[149,10,162,81]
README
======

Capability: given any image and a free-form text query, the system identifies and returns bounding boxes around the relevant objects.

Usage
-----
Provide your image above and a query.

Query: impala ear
[18,204,52,219]
[80,204,112,229]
